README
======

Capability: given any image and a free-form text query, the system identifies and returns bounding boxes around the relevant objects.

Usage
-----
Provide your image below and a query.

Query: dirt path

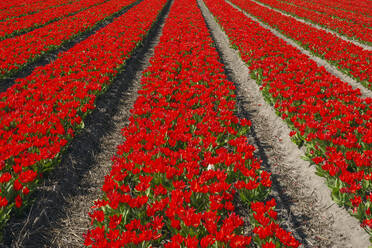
[250,0,372,50]
[198,0,371,247]
[225,0,372,100]
[1,1,172,247]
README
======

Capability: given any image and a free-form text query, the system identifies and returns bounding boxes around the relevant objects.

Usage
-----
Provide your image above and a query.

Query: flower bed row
[281,0,371,28]
[0,0,79,22]
[0,0,38,11]
[204,0,372,236]
[0,0,167,235]
[84,0,300,247]
[253,0,372,44]
[307,0,372,18]
[0,0,136,79]
[0,0,107,40]
[229,0,372,90]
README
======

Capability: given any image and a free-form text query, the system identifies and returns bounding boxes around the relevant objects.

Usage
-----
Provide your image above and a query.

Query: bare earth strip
[1,0,172,247]
[225,0,372,99]
[198,0,371,247]
[250,0,372,50]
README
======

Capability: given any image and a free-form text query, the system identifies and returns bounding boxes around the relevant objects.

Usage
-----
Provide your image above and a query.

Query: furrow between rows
[0,0,141,91]
[2,0,173,246]
[199,0,370,246]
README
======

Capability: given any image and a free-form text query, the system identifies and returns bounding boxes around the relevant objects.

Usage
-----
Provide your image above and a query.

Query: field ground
[0,0,371,247]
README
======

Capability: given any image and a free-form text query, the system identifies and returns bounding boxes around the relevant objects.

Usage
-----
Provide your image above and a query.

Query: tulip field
[0,0,371,246]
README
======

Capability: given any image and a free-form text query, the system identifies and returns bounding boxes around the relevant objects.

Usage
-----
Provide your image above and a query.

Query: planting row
[0,0,79,22]
[0,0,107,40]
[280,0,372,28]
[229,0,372,90]
[307,0,372,17]
[84,0,299,246]
[204,0,372,235]
[253,0,372,44]
[0,0,137,79]
[0,0,41,11]
[0,0,166,233]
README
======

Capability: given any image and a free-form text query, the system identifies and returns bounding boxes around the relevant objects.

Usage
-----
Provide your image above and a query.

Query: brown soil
[250,0,372,50]
[225,0,372,99]
[1,0,370,247]
[198,0,371,247]
[1,0,172,247]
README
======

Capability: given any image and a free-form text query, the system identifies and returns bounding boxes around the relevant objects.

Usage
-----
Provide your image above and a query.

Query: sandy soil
[225,0,372,99]
[198,0,371,247]
[250,0,372,50]
[1,0,172,247]
[1,0,370,247]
